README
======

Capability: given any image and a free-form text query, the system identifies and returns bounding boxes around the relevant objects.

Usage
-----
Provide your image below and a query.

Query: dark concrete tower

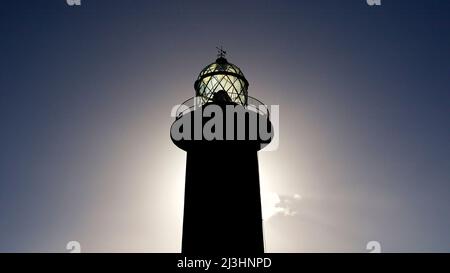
[170,50,273,254]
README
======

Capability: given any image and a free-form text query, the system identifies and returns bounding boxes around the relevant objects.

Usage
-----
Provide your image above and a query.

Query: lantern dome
[194,56,249,106]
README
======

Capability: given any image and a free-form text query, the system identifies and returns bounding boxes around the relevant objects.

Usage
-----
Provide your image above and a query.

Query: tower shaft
[182,142,264,254]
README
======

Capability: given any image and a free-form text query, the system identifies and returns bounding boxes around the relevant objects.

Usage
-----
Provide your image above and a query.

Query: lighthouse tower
[170,49,273,254]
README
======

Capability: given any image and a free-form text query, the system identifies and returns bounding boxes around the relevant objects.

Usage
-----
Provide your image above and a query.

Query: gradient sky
[0,0,449,252]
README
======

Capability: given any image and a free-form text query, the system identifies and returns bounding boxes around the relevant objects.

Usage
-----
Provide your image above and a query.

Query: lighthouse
[170,49,273,254]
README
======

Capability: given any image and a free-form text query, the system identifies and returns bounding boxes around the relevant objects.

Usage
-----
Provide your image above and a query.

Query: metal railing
[174,96,270,119]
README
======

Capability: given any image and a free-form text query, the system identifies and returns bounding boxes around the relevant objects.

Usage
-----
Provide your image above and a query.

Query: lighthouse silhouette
[171,49,273,254]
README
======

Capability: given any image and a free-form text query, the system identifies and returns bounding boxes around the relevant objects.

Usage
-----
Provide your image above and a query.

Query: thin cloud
[262,192,302,220]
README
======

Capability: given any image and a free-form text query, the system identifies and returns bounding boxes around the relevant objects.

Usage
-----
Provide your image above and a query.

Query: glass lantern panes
[195,59,248,106]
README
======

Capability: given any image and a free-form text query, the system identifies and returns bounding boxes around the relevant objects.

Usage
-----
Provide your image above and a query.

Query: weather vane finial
[216,46,227,58]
